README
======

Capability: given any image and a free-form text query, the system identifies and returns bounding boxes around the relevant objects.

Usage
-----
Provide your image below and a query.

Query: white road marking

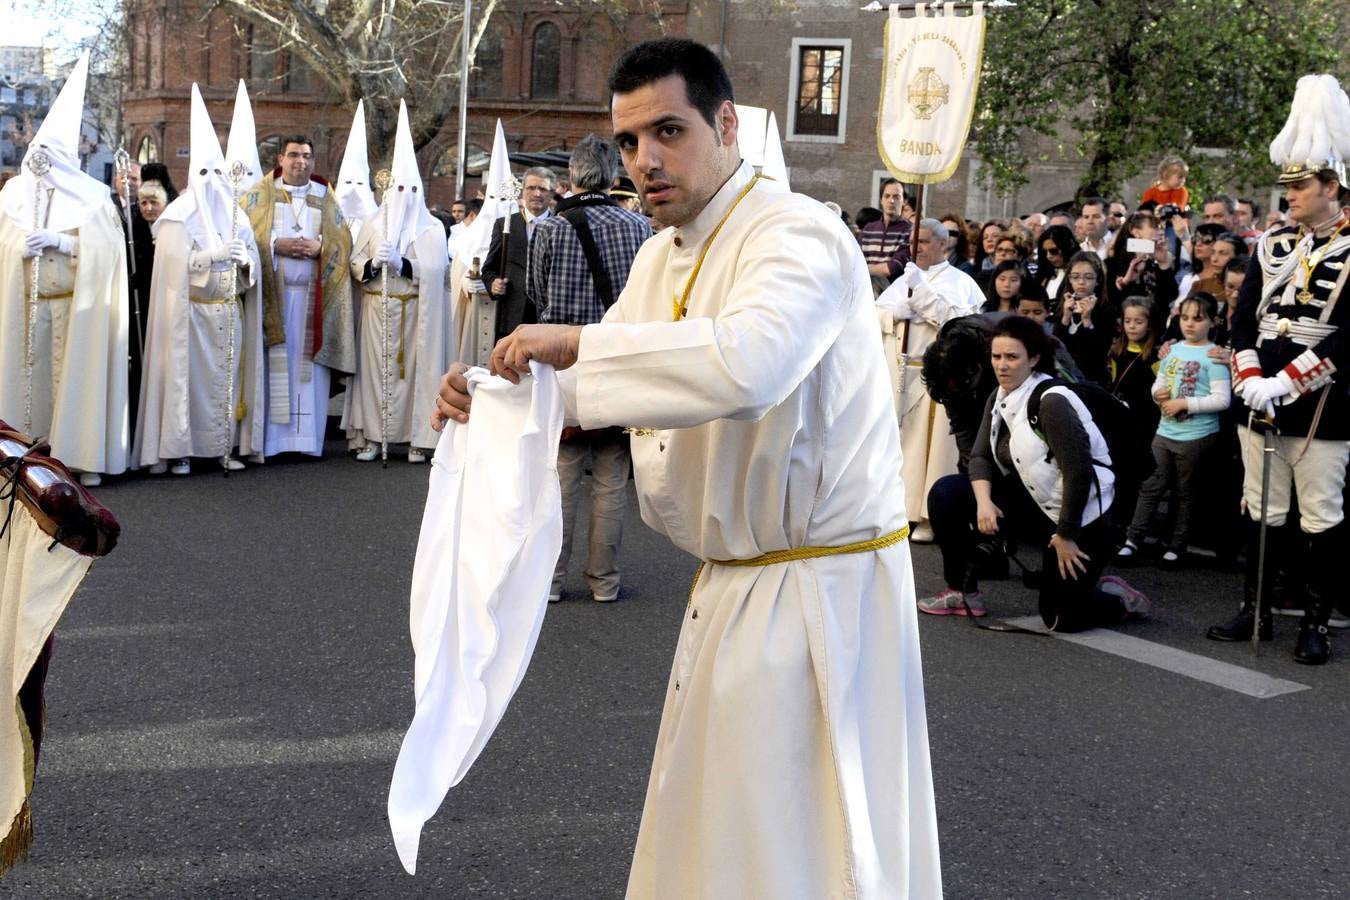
[1001,617,1311,699]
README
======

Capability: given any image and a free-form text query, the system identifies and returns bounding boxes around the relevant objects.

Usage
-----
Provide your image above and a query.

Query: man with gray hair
[528,134,651,603]
[875,217,983,544]
[480,165,557,343]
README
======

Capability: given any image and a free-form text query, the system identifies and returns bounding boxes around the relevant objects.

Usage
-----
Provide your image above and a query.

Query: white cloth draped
[560,162,941,898]
[1,507,92,857]
[389,362,564,874]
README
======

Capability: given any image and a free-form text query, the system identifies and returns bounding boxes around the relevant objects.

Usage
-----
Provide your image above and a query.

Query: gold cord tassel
[0,799,32,875]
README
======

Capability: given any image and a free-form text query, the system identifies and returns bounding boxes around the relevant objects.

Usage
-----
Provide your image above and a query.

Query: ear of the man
[716,100,739,149]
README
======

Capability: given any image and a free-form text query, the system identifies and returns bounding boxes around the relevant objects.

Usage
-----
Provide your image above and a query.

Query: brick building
[124,0,1152,221]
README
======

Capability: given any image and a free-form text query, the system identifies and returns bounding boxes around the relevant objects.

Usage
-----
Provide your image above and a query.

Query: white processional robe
[342,219,450,449]
[560,163,941,899]
[875,261,982,523]
[448,235,495,369]
[134,219,266,465]
[264,182,330,456]
[0,206,129,474]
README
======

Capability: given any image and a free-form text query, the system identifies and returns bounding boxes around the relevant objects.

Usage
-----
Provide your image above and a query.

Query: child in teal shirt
[1119,293,1232,564]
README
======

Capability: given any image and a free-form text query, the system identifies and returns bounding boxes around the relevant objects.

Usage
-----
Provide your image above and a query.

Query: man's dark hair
[855,206,883,230]
[468,198,484,215]
[608,38,733,127]
[1080,196,1108,215]
[1237,197,1259,218]
[1204,192,1237,214]
[1223,257,1248,278]
[452,198,468,208]
[279,134,314,154]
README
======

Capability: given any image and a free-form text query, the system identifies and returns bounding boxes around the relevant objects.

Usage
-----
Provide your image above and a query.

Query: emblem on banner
[907,68,949,120]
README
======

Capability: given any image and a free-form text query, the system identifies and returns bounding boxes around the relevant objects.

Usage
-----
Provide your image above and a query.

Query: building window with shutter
[786,38,851,144]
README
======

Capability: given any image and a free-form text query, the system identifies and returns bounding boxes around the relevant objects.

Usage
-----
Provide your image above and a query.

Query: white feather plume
[1271,73,1350,169]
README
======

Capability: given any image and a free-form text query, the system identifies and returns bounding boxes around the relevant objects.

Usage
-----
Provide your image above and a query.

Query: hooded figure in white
[0,50,129,482]
[343,100,450,461]
[226,79,264,194]
[133,83,265,473]
[335,101,378,243]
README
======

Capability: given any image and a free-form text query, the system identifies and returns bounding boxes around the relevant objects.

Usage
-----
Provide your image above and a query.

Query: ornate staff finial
[374,168,393,193]
[228,159,247,186]
[113,147,131,173]
[26,146,51,178]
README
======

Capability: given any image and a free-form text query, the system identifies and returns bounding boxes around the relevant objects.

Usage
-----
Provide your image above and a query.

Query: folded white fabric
[388,362,564,874]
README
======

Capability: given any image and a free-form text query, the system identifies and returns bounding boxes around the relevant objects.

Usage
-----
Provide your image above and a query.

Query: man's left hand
[490,324,583,383]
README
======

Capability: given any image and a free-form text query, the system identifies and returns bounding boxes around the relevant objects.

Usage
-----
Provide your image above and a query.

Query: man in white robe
[345,101,450,463]
[876,218,983,540]
[434,38,940,899]
[134,84,264,474]
[0,51,128,486]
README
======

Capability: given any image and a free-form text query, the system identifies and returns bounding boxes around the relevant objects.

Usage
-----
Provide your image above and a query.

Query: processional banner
[877,2,987,185]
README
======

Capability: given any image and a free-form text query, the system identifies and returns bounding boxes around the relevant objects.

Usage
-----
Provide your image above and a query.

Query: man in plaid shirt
[528,135,651,603]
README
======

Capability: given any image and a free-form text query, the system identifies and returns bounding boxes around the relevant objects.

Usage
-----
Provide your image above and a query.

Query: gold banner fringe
[0,799,32,876]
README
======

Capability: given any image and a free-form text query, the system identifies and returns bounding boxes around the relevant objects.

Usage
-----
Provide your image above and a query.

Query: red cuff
[1232,348,1262,386]
[1281,349,1337,395]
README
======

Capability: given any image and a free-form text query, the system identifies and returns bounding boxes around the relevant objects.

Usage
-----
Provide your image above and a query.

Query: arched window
[530,23,560,99]
[471,28,503,99]
[137,134,158,164]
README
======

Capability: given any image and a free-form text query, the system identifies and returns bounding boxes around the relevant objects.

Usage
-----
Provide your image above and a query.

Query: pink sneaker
[917,588,987,617]
[1099,575,1151,618]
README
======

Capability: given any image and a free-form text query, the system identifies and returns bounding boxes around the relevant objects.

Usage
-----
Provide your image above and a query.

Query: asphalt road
[2,444,1347,899]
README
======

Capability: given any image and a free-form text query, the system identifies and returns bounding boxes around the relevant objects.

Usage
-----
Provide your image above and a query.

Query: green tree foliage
[973,0,1346,200]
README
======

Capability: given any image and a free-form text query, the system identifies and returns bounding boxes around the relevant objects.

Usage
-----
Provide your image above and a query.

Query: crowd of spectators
[840,169,1350,634]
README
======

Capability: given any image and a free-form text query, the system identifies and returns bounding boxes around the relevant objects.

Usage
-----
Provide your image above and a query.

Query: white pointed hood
[336,99,377,225]
[761,112,789,187]
[226,79,263,191]
[157,83,238,249]
[380,100,436,254]
[0,50,108,232]
[456,119,513,264]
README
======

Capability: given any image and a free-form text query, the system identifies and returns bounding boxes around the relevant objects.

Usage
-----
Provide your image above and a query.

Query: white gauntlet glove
[227,239,250,266]
[1240,376,1287,416]
[24,229,74,258]
[375,239,403,273]
[463,277,488,295]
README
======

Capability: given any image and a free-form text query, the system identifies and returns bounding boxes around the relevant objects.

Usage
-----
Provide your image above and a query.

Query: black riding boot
[1294,528,1340,665]
[1207,519,1280,642]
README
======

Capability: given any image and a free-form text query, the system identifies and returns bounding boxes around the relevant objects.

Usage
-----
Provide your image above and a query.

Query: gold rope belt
[191,295,242,305]
[690,524,911,604]
[36,291,74,300]
[362,290,416,378]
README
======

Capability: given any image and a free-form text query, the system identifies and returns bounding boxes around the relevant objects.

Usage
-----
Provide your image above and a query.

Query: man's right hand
[432,363,472,431]
[490,277,508,297]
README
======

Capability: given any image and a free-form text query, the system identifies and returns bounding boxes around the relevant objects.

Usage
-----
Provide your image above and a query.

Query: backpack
[1025,378,1155,521]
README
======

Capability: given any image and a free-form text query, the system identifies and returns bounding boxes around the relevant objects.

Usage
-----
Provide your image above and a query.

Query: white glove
[24,228,73,258]
[1241,376,1286,415]
[227,239,250,266]
[875,303,896,335]
[207,243,233,264]
[901,261,926,290]
[464,277,488,295]
[375,240,403,273]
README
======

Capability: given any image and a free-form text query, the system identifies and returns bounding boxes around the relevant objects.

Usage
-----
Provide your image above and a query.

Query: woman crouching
[921,316,1150,630]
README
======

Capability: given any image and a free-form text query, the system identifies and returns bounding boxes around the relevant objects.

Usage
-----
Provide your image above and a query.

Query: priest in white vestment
[876,218,983,540]
[0,51,128,485]
[134,84,265,473]
[345,100,450,463]
[434,40,940,899]
[241,131,355,458]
